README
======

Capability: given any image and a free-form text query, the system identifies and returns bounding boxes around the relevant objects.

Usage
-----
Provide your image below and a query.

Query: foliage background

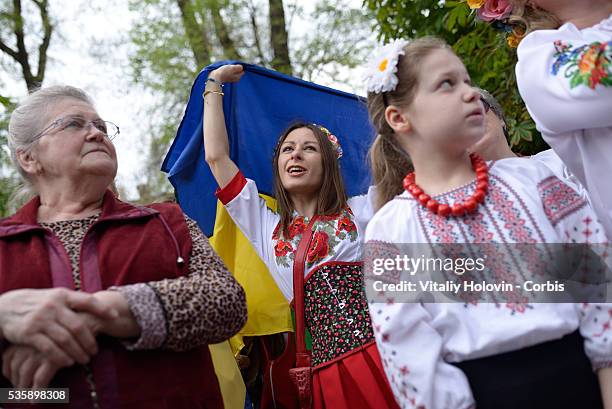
[365,0,547,155]
[0,0,546,216]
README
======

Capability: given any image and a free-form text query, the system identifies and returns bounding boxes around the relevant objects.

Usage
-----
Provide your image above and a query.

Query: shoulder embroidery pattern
[537,176,587,227]
[552,40,612,89]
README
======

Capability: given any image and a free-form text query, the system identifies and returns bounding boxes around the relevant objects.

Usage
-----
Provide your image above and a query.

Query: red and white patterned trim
[537,176,587,227]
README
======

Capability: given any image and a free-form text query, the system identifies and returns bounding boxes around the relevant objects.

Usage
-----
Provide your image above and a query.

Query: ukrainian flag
[162,62,374,408]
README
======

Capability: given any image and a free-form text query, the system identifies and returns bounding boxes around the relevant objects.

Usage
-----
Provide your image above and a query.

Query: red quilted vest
[0,190,223,409]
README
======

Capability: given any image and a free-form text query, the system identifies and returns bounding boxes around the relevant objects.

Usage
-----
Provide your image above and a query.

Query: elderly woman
[0,85,247,408]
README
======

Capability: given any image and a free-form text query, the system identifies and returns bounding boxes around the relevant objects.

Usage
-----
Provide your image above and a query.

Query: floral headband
[315,124,343,159]
[364,39,410,94]
[469,0,522,48]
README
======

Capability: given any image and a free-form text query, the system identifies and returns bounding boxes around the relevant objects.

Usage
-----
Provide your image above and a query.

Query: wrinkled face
[468,108,507,160]
[277,127,324,197]
[401,49,485,153]
[27,98,118,183]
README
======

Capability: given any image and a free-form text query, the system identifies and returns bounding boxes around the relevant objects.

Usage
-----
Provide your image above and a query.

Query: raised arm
[203,64,244,188]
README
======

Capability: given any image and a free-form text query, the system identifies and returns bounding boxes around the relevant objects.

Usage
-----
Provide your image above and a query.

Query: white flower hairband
[364,39,410,94]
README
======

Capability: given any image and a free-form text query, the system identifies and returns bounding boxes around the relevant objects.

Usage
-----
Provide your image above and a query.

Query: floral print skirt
[304,262,398,409]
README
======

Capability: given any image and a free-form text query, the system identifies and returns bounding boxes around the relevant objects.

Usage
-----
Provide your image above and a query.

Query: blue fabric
[162,61,375,236]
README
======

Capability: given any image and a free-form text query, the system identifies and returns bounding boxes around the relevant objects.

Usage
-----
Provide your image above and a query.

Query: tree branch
[175,0,211,69]
[209,0,241,60]
[11,0,36,89]
[247,0,265,64]
[33,0,52,87]
[0,38,19,60]
[268,0,291,75]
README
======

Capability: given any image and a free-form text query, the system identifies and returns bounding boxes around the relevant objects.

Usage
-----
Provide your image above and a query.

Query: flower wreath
[315,124,343,159]
[468,0,524,48]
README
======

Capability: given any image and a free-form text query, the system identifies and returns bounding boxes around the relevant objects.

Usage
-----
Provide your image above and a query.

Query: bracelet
[206,77,223,87]
[203,90,225,98]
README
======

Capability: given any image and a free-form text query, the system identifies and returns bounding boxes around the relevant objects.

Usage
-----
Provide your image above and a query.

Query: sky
[3,0,156,198]
[2,0,371,199]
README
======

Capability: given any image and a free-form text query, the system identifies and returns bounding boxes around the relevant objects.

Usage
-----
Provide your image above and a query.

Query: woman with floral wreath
[201,63,398,409]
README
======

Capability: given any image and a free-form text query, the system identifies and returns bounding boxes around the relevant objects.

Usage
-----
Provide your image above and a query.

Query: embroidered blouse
[515,13,612,238]
[216,170,364,300]
[364,158,612,409]
[530,149,589,201]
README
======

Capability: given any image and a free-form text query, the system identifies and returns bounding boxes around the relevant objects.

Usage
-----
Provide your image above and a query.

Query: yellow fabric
[207,195,292,408]
[209,342,246,409]
[228,335,246,358]
[209,195,293,343]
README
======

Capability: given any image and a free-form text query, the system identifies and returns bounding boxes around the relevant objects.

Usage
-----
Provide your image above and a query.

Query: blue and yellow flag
[162,62,375,408]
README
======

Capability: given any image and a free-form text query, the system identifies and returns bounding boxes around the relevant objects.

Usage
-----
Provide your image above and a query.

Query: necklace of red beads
[403,153,489,217]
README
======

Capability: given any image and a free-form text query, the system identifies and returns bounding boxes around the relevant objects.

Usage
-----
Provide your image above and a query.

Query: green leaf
[444,1,465,8]
[445,4,467,31]
[366,0,542,154]
[457,4,469,27]
[569,73,584,89]
[0,95,12,107]
[600,77,612,86]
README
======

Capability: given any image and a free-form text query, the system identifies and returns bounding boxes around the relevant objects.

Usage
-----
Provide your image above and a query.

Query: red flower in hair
[307,231,330,263]
[274,240,293,257]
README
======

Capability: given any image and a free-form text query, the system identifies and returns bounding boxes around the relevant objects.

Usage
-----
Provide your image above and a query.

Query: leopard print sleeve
[151,215,247,350]
[114,215,247,351]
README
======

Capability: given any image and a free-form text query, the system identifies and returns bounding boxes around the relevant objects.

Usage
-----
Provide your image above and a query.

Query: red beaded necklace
[403,153,489,217]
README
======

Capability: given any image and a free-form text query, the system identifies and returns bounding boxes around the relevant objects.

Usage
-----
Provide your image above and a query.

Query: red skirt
[312,340,399,409]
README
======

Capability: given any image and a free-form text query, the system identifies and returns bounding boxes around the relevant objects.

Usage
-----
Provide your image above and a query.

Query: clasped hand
[0,288,120,388]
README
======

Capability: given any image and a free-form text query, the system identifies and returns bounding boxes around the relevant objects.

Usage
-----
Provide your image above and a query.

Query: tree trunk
[268,0,291,75]
[34,0,52,86]
[175,0,211,69]
[209,1,242,60]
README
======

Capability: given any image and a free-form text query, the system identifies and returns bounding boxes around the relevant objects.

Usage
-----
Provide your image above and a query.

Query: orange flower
[467,0,485,9]
[507,33,521,48]
[579,46,599,73]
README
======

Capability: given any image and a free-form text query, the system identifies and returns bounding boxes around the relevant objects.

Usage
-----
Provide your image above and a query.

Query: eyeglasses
[32,116,120,142]
[480,96,491,114]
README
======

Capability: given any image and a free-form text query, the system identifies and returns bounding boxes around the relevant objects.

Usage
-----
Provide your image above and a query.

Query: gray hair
[7,85,94,206]
[475,87,507,126]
